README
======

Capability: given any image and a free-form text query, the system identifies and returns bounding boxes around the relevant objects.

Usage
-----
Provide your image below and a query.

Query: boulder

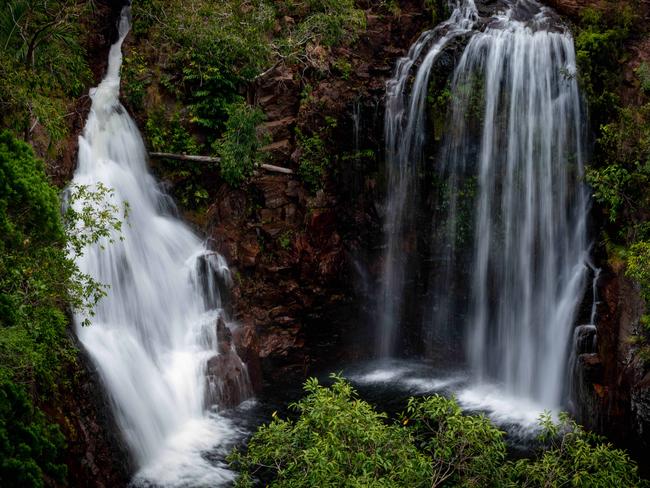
[204,317,253,408]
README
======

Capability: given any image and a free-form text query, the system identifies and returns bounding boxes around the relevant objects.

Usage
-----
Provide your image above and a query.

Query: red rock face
[542,0,605,18]
[201,2,433,386]
[573,266,649,463]
[204,317,254,408]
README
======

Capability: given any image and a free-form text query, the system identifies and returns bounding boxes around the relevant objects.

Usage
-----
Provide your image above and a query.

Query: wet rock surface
[44,344,132,488]
[572,266,649,470]
[205,317,253,408]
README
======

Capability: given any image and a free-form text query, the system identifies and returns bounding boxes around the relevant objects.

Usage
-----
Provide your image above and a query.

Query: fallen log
[149,152,294,175]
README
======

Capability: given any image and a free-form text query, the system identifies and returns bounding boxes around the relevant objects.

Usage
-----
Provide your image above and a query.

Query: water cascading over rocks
[378,0,478,357]
[70,7,251,486]
[378,0,589,409]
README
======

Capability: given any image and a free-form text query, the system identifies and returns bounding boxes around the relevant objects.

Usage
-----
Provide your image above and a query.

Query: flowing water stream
[379,0,478,357]
[378,0,589,416]
[71,7,250,486]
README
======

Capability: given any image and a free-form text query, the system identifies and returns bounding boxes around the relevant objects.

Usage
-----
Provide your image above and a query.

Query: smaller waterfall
[588,261,602,325]
[72,7,250,486]
[352,98,362,153]
[378,0,478,357]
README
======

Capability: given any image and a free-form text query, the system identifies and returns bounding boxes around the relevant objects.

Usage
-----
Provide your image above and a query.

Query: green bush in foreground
[230,376,646,488]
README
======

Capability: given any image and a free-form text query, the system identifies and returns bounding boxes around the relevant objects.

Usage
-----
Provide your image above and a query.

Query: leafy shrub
[0,1,92,145]
[296,129,329,192]
[586,164,632,224]
[0,132,124,388]
[638,63,650,94]
[0,131,125,486]
[231,377,647,488]
[291,0,366,49]
[130,0,366,199]
[213,101,267,187]
[574,6,634,123]
[504,413,645,487]
[132,0,275,132]
[405,395,506,487]
[626,242,650,303]
[121,49,150,112]
[229,375,432,487]
[145,110,210,207]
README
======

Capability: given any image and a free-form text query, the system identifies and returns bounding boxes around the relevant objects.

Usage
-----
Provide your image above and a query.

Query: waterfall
[460,2,588,408]
[380,0,589,410]
[71,7,250,485]
[378,0,478,357]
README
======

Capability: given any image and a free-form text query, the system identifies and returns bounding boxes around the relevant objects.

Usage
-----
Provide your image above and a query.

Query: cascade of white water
[378,0,478,357]
[380,0,589,410]
[461,4,588,407]
[71,7,250,485]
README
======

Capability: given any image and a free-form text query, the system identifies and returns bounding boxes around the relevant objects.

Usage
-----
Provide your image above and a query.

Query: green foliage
[64,183,129,259]
[332,58,352,80]
[145,109,209,208]
[232,377,647,488]
[0,380,66,488]
[428,83,453,140]
[0,131,125,487]
[638,63,650,94]
[132,0,275,135]
[121,49,150,112]
[213,101,267,187]
[586,164,632,224]
[131,0,365,198]
[0,1,92,145]
[229,375,432,487]
[625,242,650,304]
[574,6,634,123]
[404,395,506,487]
[504,413,644,487]
[278,231,294,250]
[296,129,329,192]
[0,131,72,388]
[284,0,366,51]
[0,132,64,247]
[0,131,124,387]
[576,2,650,359]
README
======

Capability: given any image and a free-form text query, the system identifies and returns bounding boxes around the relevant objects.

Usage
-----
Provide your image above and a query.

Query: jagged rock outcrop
[205,317,253,408]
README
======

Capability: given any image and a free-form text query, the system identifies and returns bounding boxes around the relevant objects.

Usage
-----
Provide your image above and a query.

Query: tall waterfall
[72,7,250,485]
[379,0,588,409]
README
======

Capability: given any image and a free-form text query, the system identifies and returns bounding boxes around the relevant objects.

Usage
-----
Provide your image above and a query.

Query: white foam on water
[456,383,554,431]
[133,415,240,487]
